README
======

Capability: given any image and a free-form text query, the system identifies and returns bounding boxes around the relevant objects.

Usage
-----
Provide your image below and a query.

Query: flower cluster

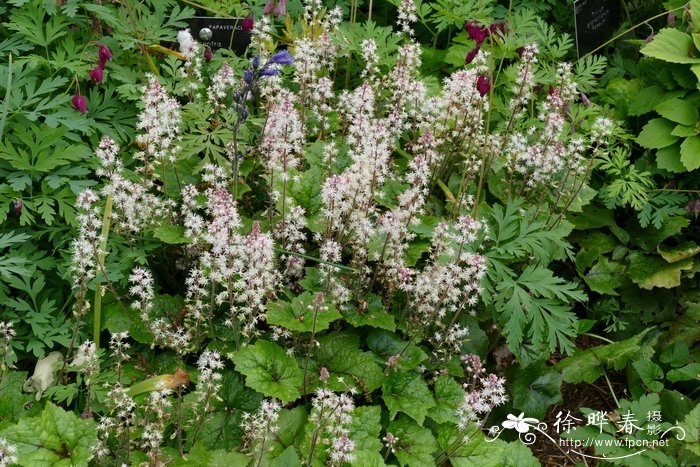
[0,321,16,371]
[0,438,18,467]
[241,399,282,459]
[456,354,507,428]
[308,387,356,465]
[89,43,112,83]
[135,76,182,174]
[130,266,191,352]
[177,29,204,95]
[183,166,280,340]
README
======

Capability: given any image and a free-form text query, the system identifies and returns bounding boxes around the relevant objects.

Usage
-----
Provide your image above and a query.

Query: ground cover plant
[0,0,698,466]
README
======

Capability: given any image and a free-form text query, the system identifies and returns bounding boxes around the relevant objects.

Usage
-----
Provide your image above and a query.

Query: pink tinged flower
[645,33,654,44]
[263,0,275,15]
[580,93,590,107]
[273,0,287,17]
[13,199,22,217]
[668,12,676,27]
[72,95,88,113]
[242,15,254,32]
[502,412,539,433]
[476,75,490,96]
[465,45,480,64]
[319,367,329,383]
[98,43,112,63]
[89,66,104,83]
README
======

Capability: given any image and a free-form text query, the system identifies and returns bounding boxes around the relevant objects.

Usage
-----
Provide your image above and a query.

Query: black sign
[181,17,251,54]
[573,0,621,57]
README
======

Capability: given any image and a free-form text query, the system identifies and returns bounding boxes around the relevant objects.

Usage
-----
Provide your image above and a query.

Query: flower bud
[72,95,88,113]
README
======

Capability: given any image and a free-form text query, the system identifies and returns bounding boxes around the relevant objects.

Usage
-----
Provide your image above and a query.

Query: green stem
[581,332,614,345]
[603,368,620,409]
[93,194,113,349]
[273,247,358,272]
[0,53,12,142]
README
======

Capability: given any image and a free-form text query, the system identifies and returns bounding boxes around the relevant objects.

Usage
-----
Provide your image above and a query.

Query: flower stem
[93,193,113,349]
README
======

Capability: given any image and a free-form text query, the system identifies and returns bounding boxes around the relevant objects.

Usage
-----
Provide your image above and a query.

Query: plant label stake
[573,0,621,57]
[181,17,251,54]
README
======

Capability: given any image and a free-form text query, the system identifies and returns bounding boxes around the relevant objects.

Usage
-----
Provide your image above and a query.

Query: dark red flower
[89,66,104,83]
[72,95,88,113]
[465,45,480,64]
[98,43,112,63]
[204,46,213,62]
[242,15,254,32]
[488,21,505,37]
[465,20,487,45]
[13,199,22,217]
[476,75,490,96]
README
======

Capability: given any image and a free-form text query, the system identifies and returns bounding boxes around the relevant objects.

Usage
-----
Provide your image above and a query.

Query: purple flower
[204,46,213,62]
[89,66,104,83]
[476,75,490,96]
[242,15,254,32]
[668,12,676,27]
[264,0,287,17]
[98,43,112,63]
[244,69,254,83]
[252,54,260,69]
[259,68,280,76]
[465,45,480,64]
[273,0,287,16]
[645,33,654,44]
[268,49,294,66]
[72,95,88,113]
[580,93,590,107]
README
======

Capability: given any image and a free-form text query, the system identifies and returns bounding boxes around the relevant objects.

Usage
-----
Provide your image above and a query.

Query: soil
[531,336,628,467]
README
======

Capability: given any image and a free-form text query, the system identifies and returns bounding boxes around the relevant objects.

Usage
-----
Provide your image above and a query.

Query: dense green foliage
[0,0,698,466]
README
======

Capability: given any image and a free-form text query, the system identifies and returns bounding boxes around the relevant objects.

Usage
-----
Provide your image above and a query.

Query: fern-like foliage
[597,147,654,211]
[484,199,586,364]
[638,191,688,229]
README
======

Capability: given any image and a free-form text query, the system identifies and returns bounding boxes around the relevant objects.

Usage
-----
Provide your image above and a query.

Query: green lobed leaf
[680,135,700,170]
[510,363,562,419]
[628,253,693,290]
[658,242,700,263]
[632,360,665,392]
[314,332,384,393]
[347,405,384,462]
[656,98,699,125]
[231,340,303,403]
[0,402,96,467]
[428,375,464,425]
[637,118,679,149]
[656,142,686,173]
[584,256,623,295]
[266,292,341,333]
[152,224,189,244]
[171,443,250,466]
[556,329,655,384]
[666,363,700,382]
[387,416,438,467]
[382,371,435,425]
[342,294,396,331]
[641,28,700,64]
[366,329,428,370]
[437,425,539,467]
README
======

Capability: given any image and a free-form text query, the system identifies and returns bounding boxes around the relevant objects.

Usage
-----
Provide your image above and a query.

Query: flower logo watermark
[486,409,688,462]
